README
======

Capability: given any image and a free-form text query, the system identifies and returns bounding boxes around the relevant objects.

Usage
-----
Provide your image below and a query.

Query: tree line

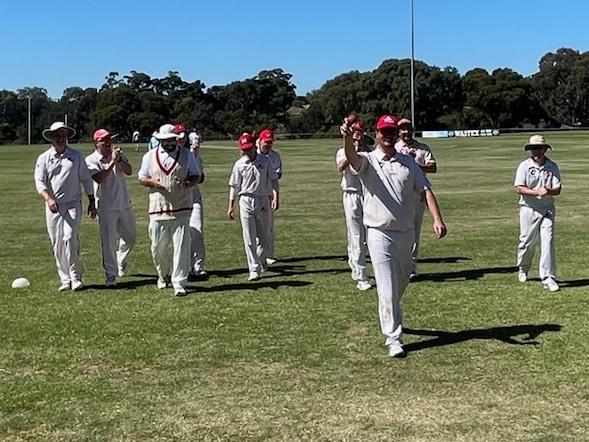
[1,47,588,144]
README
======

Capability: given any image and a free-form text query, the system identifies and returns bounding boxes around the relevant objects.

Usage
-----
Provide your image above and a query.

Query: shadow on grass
[417,256,471,264]
[559,278,589,288]
[277,255,348,264]
[414,265,517,282]
[81,278,156,291]
[404,323,562,353]
[264,264,350,278]
[190,279,313,294]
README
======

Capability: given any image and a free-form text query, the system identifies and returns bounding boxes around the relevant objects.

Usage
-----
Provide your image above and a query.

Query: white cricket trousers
[411,200,426,273]
[98,207,136,279]
[148,217,191,290]
[517,205,556,281]
[366,228,414,346]
[45,200,83,285]
[189,200,206,272]
[342,191,368,281]
[240,195,269,274]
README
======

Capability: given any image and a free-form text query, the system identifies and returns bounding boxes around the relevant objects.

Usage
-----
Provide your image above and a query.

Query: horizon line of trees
[1,47,588,144]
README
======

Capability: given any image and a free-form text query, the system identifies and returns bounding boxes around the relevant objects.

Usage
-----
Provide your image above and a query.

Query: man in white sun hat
[395,117,437,280]
[514,134,562,292]
[138,124,201,296]
[86,129,136,288]
[34,121,97,291]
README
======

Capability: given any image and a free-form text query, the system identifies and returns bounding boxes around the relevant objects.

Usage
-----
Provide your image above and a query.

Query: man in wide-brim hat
[514,134,562,292]
[34,121,97,291]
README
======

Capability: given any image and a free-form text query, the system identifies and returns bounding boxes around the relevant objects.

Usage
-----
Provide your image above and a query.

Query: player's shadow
[558,278,589,288]
[403,323,561,354]
[417,256,471,264]
[414,265,517,282]
[82,278,156,291]
[278,255,348,264]
[190,280,313,294]
[264,264,350,278]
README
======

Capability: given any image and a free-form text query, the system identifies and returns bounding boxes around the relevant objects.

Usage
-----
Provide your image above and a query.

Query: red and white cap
[173,123,186,138]
[259,128,274,142]
[238,132,256,150]
[93,129,117,142]
[376,114,399,130]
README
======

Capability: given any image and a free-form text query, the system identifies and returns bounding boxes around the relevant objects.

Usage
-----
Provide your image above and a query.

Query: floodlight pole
[27,96,31,145]
[410,0,416,128]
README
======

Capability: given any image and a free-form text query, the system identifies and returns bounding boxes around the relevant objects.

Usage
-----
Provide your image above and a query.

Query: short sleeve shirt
[85,150,132,212]
[228,154,277,197]
[356,148,430,231]
[336,147,362,192]
[395,139,436,171]
[514,157,561,210]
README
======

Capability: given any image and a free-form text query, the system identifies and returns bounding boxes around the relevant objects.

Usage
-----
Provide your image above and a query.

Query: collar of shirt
[374,146,398,163]
[157,146,179,158]
[51,146,70,159]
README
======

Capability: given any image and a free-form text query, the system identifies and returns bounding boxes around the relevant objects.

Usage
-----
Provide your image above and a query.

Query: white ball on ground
[12,277,30,289]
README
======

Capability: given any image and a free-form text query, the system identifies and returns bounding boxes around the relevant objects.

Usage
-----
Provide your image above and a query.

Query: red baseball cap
[174,124,186,137]
[376,114,399,130]
[398,118,412,128]
[352,120,366,133]
[259,128,274,142]
[93,129,116,142]
[238,132,256,150]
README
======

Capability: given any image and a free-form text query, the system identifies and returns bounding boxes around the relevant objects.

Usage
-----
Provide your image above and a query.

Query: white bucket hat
[153,124,180,140]
[42,121,76,142]
[524,134,552,150]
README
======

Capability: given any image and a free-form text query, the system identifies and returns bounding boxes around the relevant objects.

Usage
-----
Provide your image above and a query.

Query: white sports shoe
[71,280,84,291]
[356,280,373,291]
[118,266,127,278]
[543,278,560,292]
[388,341,406,358]
[156,278,168,290]
[265,257,277,265]
[58,282,70,292]
[174,287,187,297]
[248,272,261,281]
[517,271,528,283]
[351,271,359,281]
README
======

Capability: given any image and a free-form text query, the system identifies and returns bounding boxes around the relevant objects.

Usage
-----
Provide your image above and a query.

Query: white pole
[410,0,416,128]
[64,113,68,126]
[27,96,31,145]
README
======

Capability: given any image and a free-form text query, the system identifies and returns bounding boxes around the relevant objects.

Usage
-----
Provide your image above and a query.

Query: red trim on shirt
[155,149,179,176]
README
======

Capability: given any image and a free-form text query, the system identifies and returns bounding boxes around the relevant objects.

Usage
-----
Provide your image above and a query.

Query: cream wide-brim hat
[42,121,76,142]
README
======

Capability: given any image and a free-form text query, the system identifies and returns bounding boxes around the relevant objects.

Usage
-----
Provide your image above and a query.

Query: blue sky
[2,0,588,98]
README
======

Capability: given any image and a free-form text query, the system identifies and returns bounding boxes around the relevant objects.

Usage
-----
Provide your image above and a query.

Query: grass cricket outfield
[0,132,588,440]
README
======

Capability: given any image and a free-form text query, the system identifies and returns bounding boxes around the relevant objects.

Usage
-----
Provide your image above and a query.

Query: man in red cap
[228,132,279,281]
[175,124,207,277]
[256,128,282,265]
[336,119,374,291]
[86,129,136,287]
[395,118,438,280]
[341,114,447,358]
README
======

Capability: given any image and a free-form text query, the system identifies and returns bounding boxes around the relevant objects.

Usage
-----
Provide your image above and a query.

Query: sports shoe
[351,271,359,281]
[156,278,168,290]
[174,287,187,297]
[248,272,261,281]
[388,341,406,358]
[71,280,84,291]
[517,271,528,283]
[105,277,117,288]
[58,282,70,292]
[194,269,207,277]
[356,280,373,291]
[265,257,277,265]
[543,278,560,292]
[118,265,127,278]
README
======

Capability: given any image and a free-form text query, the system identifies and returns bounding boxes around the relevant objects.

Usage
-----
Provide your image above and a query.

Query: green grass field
[1,132,588,441]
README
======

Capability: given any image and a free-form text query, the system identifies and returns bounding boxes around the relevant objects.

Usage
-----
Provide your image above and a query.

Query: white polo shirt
[228,154,278,197]
[514,157,561,210]
[336,147,362,192]
[355,148,430,231]
[34,145,94,205]
[395,139,436,170]
[85,150,132,212]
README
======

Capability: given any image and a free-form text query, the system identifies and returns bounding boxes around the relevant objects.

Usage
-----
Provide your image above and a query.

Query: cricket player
[188,129,201,150]
[256,128,282,265]
[132,130,140,151]
[86,129,136,287]
[228,132,279,281]
[138,124,201,296]
[514,134,561,292]
[34,121,97,291]
[335,119,373,291]
[175,124,207,277]
[342,114,447,358]
[395,118,437,279]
